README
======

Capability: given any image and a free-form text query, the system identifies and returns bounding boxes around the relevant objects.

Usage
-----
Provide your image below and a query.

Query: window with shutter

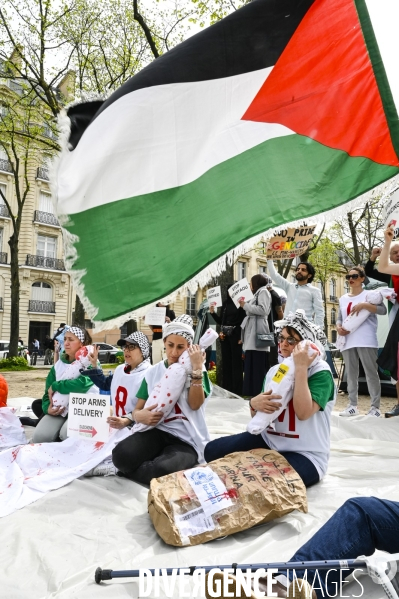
[39,191,54,214]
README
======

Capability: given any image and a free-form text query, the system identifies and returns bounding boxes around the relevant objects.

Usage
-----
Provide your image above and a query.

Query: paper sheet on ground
[2,390,399,598]
[0,410,129,518]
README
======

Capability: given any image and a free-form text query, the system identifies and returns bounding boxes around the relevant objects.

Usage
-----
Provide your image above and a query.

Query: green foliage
[0,356,32,370]
[208,365,217,384]
[116,355,125,364]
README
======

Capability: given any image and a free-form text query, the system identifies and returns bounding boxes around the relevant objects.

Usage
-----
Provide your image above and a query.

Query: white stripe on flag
[57,67,294,216]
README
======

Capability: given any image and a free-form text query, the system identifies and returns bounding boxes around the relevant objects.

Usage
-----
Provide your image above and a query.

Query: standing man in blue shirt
[267,259,324,328]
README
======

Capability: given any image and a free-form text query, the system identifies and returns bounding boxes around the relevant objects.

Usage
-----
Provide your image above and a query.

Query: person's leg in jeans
[289,497,399,598]
[204,431,269,463]
[358,347,381,409]
[279,451,320,488]
[342,347,359,406]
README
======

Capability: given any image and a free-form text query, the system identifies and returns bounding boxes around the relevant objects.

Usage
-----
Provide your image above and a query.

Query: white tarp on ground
[2,392,399,598]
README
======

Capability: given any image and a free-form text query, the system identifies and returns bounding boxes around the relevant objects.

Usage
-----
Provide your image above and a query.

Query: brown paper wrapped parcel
[148,449,307,546]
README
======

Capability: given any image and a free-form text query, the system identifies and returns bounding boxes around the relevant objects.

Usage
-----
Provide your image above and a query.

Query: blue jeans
[204,432,320,488]
[290,497,399,597]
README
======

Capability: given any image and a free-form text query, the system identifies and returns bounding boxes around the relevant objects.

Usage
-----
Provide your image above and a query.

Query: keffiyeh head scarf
[122,331,150,359]
[68,326,85,343]
[274,309,327,349]
[162,314,194,343]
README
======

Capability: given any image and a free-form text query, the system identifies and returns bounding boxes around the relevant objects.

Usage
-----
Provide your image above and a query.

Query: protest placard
[383,188,399,240]
[206,286,222,308]
[67,393,111,442]
[145,306,167,326]
[266,224,316,260]
[228,278,253,308]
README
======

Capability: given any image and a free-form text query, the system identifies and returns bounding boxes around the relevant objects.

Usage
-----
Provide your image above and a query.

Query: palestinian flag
[57,0,399,324]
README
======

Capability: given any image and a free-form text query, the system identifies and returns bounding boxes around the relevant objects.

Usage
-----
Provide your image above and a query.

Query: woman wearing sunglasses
[337,267,386,417]
[205,310,335,488]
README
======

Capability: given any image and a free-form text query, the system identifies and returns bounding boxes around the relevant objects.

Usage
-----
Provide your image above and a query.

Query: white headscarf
[162,314,194,343]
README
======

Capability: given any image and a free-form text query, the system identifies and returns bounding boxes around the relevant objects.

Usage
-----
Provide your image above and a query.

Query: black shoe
[385,404,399,418]
[19,416,40,427]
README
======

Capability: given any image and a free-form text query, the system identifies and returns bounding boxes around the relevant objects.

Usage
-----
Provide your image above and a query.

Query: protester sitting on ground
[32,326,98,443]
[82,332,151,430]
[337,266,386,418]
[148,302,176,364]
[204,310,335,488]
[209,283,245,396]
[112,315,211,485]
[0,374,8,407]
[377,225,399,417]
[267,259,324,327]
[240,274,272,398]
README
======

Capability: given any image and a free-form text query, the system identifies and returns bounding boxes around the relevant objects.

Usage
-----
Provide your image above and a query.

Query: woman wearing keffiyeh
[205,310,336,489]
[112,315,213,485]
[32,326,99,443]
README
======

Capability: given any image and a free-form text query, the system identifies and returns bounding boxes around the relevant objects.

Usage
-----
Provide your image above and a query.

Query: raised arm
[267,259,291,292]
[378,226,399,275]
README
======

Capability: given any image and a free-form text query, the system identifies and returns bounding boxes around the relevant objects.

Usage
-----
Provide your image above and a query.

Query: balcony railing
[25,254,65,271]
[36,167,49,181]
[329,295,338,302]
[34,210,59,226]
[0,253,7,264]
[0,158,12,174]
[0,204,10,218]
[28,300,55,313]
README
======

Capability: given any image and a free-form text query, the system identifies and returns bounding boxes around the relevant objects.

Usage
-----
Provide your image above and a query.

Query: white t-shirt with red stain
[110,363,150,417]
[261,360,336,479]
[338,290,379,350]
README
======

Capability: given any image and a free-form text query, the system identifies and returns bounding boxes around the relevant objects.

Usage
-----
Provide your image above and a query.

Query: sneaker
[84,462,117,477]
[366,407,381,417]
[385,404,399,418]
[339,405,359,417]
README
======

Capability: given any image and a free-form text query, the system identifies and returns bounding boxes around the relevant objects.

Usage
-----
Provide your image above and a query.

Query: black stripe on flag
[68,0,315,149]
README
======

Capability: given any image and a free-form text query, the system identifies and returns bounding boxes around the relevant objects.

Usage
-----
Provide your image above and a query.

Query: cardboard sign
[266,224,316,259]
[206,286,222,308]
[228,278,253,308]
[67,393,110,442]
[383,188,399,240]
[145,306,167,326]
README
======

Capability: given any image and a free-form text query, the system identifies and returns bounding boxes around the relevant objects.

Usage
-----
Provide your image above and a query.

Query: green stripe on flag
[65,134,398,321]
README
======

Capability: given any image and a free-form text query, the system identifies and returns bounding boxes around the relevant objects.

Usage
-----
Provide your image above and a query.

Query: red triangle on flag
[242,0,399,167]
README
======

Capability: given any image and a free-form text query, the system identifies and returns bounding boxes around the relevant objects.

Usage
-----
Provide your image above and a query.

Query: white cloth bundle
[132,328,218,434]
[336,289,394,350]
[52,346,94,416]
[247,340,321,435]
[0,408,27,450]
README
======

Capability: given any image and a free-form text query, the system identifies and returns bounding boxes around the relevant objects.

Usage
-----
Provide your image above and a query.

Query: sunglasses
[278,334,300,345]
[345,274,360,280]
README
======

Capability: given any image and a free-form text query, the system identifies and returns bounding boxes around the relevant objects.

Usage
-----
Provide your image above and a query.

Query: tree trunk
[9,235,20,358]
[74,295,85,326]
